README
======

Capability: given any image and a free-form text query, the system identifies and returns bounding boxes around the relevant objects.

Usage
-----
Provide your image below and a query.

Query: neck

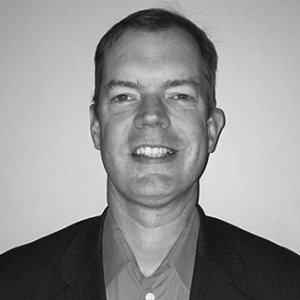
[107,182,198,276]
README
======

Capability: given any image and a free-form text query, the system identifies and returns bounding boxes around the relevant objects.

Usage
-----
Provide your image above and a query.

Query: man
[0,8,299,300]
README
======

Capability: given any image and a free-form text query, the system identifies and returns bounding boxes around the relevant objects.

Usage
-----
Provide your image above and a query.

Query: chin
[129,193,175,209]
[134,173,174,190]
[127,178,180,207]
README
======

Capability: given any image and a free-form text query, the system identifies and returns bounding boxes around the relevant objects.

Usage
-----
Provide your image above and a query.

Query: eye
[172,94,192,101]
[112,94,132,102]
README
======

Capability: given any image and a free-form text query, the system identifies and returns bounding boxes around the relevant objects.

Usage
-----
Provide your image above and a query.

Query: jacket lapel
[190,205,251,300]
[51,209,108,299]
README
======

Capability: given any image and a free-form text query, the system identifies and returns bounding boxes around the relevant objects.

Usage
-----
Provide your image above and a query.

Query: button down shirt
[102,207,200,300]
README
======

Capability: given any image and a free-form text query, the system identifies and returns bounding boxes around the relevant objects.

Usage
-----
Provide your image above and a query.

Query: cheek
[180,114,207,144]
[183,122,208,162]
[100,119,131,167]
[100,116,124,144]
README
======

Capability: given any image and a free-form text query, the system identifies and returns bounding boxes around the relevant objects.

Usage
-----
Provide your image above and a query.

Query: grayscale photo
[1,1,300,299]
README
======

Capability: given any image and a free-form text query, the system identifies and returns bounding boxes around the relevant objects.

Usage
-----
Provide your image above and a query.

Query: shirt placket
[139,264,170,300]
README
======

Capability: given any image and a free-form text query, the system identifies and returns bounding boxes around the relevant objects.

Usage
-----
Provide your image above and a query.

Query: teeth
[134,146,174,158]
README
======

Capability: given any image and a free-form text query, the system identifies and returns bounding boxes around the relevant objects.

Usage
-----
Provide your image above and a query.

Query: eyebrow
[104,79,202,92]
[104,80,142,92]
[163,79,201,89]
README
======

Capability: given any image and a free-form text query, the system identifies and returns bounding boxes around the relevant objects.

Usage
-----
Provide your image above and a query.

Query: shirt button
[145,292,155,300]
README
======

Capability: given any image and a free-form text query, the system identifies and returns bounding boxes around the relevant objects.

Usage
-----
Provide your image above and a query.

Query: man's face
[91,28,224,208]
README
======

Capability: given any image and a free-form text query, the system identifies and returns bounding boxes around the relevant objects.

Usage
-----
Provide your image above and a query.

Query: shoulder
[0,215,101,260]
[0,215,102,297]
[206,216,300,294]
[207,215,300,262]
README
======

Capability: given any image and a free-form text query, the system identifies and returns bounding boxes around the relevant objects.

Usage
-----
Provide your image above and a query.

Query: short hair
[92,8,218,116]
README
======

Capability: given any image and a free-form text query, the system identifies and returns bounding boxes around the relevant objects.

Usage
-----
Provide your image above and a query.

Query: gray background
[1,0,299,254]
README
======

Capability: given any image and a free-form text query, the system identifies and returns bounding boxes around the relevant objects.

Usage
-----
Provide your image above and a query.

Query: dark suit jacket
[1,205,300,299]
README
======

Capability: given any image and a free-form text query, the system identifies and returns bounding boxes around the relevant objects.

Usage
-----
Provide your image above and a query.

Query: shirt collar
[102,206,199,291]
[166,207,200,290]
[102,210,134,287]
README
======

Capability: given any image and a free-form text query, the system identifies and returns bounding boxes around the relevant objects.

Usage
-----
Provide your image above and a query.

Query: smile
[132,146,176,158]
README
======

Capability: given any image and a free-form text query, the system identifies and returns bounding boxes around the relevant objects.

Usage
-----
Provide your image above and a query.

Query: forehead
[102,28,204,85]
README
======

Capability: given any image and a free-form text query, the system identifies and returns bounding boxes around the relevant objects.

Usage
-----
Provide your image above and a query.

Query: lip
[131,144,177,154]
[132,144,176,151]
[131,144,178,162]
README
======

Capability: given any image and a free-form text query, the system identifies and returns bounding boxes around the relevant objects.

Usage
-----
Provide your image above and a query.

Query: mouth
[132,146,177,158]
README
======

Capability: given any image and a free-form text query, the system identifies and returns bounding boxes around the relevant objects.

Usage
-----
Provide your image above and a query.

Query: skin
[90,28,225,276]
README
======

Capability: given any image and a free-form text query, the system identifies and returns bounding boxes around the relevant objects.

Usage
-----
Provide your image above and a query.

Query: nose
[133,94,171,129]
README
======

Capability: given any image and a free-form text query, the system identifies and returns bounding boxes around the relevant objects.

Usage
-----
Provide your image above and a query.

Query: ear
[207,108,225,153]
[89,104,101,150]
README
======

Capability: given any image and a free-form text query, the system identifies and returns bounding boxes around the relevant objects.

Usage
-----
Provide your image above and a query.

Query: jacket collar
[190,205,251,299]
[52,208,108,299]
